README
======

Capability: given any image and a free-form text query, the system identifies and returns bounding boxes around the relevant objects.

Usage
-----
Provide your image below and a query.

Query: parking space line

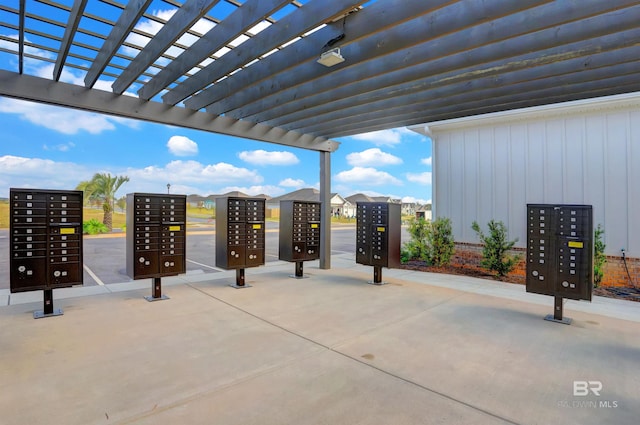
[186,259,225,272]
[83,264,105,286]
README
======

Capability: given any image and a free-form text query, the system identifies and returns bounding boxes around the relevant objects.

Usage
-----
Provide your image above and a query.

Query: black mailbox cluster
[279,200,321,277]
[10,188,84,293]
[216,197,265,286]
[126,193,186,297]
[356,202,401,283]
[10,189,83,318]
[526,204,593,324]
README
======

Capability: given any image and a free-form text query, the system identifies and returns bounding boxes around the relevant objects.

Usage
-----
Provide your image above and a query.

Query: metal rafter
[1,0,639,141]
[162,0,366,106]
[111,0,221,95]
[0,69,338,151]
[53,0,88,81]
[189,0,448,112]
[84,0,153,88]
[18,0,25,74]
[274,10,640,131]
[137,0,291,100]
[235,0,635,123]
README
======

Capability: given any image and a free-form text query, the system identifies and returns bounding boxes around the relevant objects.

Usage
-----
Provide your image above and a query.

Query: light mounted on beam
[317,48,345,67]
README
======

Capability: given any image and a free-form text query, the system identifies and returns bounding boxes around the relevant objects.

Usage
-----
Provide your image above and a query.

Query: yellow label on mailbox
[60,228,75,234]
[252,224,262,229]
[568,241,584,248]
[310,224,319,228]
[377,227,386,232]
[169,225,181,231]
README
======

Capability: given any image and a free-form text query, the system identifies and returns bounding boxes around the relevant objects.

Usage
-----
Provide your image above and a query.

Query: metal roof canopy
[0,0,639,148]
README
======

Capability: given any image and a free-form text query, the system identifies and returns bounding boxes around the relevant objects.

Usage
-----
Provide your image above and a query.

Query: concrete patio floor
[1,253,639,425]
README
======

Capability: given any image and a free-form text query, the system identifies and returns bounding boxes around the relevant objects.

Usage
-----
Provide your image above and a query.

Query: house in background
[267,188,353,218]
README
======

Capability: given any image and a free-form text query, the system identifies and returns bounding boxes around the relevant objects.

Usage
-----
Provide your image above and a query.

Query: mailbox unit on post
[526,204,593,324]
[126,193,186,301]
[356,202,401,284]
[279,200,321,278]
[215,197,265,287]
[10,188,83,318]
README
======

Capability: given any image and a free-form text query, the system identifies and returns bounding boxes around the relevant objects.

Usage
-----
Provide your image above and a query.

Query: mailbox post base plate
[145,295,170,302]
[544,314,572,325]
[34,308,63,319]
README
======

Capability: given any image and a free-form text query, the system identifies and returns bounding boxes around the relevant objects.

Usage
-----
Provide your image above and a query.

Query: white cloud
[43,142,76,152]
[334,167,402,186]
[402,196,431,205]
[0,97,140,135]
[349,129,403,146]
[406,171,432,185]
[0,155,91,190]
[421,157,432,166]
[238,150,299,166]
[279,178,306,188]
[346,148,402,167]
[167,135,198,156]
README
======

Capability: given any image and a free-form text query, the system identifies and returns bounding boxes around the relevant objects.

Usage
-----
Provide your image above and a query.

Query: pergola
[1,0,639,267]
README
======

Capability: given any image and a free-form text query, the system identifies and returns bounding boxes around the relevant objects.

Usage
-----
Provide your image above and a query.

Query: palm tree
[77,173,129,231]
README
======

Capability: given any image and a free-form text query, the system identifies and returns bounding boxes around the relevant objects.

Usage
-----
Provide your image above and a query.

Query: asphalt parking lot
[0,222,408,290]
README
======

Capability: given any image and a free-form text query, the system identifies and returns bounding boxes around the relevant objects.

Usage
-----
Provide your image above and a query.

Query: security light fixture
[317,48,345,67]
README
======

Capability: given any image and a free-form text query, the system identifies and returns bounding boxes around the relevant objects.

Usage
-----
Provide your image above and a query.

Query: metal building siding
[430,96,639,256]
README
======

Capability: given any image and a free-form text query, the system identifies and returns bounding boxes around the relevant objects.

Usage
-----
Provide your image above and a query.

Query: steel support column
[320,151,331,269]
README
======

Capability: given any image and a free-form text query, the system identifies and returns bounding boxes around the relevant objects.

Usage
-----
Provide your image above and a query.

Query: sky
[0,1,432,204]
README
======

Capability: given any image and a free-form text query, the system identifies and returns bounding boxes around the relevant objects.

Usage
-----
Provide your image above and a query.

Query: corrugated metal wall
[430,95,640,257]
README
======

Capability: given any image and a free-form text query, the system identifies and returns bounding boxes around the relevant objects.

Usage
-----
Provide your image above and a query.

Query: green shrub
[471,220,521,277]
[83,218,109,235]
[425,217,456,267]
[402,217,430,262]
[593,224,606,288]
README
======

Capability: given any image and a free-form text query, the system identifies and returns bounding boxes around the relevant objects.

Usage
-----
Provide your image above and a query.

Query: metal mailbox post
[356,202,401,284]
[215,197,265,288]
[279,200,321,278]
[9,188,83,318]
[526,204,593,324]
[126,193,187,301]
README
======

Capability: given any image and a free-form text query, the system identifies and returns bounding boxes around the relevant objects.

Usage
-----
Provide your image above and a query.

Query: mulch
[399,260,639,303]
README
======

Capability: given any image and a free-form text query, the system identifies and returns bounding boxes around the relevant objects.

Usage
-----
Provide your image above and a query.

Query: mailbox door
[246,222,265,266]
[356,203,370,265]
[526,205,556,296]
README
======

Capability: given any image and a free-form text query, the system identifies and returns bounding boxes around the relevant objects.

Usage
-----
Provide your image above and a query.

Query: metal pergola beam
[0,70,338,152]
[284,31,640,133]
[221,0,550,120]
[138,0,291,101]
[192,0,449,113]
[319,73,640,138]
[111,0,221,95]
[84,0,153,88]
[53,0,87,82]
[162,0,366,106]
[240,0,637,125]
